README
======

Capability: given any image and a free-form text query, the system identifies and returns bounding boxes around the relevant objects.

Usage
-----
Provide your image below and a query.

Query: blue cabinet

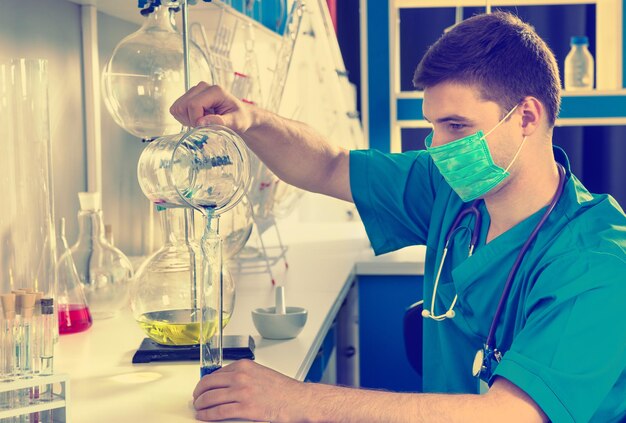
[358,275,423,392]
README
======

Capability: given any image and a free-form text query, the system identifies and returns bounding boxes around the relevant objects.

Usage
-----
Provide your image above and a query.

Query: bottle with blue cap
[564,36,594,90]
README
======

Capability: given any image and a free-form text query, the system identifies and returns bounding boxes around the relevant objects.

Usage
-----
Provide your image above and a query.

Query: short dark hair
[413,11,561,126]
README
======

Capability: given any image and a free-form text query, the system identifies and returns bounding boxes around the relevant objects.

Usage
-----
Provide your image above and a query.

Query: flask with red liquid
[56,218,92,334]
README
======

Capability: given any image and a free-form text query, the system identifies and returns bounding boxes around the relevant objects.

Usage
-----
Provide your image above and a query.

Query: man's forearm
[294,379,546,423]
[244,105,352,202]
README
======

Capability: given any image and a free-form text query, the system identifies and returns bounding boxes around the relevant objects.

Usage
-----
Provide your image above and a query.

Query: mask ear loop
[504,136,527,173]
[483,104,519,138]
[482,104,526,173]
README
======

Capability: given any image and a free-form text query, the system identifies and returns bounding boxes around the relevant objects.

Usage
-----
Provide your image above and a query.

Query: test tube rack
[0,373,70,422]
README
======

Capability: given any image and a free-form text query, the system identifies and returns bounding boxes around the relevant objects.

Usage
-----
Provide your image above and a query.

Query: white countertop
[55,222,425,422]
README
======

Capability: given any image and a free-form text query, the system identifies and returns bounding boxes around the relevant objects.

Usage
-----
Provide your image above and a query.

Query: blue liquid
[200,365,221,378]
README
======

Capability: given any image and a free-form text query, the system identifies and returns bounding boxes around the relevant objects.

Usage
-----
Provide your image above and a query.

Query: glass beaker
[65,192,133,320]
[131,207,236,346]
[101,3,213,140]
[0,58,57,301]
[137,125,250,213]
[56,219,92,335]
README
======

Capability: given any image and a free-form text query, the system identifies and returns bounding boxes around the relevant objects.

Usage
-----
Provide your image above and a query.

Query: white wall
[0,0,153,256]
[0,0,85,246]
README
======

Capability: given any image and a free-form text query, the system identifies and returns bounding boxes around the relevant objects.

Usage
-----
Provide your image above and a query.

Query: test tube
[14,292,35,423]
[199,218,223,377]
[40,298,54,398]
[1,294,17,419]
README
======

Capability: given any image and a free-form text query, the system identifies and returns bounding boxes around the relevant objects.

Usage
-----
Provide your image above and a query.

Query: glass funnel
[131,207,236,346]
[101,3,213,140]
[137,125,250,213]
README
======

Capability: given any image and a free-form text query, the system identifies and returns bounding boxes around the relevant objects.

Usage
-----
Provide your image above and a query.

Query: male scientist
[171,11,626,423]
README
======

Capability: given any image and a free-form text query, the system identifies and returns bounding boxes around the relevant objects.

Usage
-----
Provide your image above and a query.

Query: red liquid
[58,304,93,334]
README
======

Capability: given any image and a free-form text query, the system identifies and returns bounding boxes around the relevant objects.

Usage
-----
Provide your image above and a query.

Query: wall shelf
[394,89,626,128]
[361,0,626,152]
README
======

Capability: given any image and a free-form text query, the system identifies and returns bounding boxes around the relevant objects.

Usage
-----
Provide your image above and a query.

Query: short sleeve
[349,149,443,255]
[493,250,626,423]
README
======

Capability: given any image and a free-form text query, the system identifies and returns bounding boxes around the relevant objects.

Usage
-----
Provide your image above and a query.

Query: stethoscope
[421,164,567,383]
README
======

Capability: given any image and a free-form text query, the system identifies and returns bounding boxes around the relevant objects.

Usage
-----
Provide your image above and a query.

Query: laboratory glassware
[137,125,250,213]
[1,294,17,412]
[209,8,237,89]
[199,216,223,377]
[40,298,55,401]
[66,192,134,320]
[101,2,213,140]
[0,58,57,301]
[564,36,594,90]
[56,218,92,335]
[138,125,250,375]
[218,196,254,260]
[131,207,237,345]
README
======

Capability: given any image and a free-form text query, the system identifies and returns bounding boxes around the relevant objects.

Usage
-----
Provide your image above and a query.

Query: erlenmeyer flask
[56,219,92,335]
[101,3,213,140]
[68,192,133,320]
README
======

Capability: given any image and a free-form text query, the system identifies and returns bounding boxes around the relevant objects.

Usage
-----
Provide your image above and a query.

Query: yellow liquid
[137,309,231,346]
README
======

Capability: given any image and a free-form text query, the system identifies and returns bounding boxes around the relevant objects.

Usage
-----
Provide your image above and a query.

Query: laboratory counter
[56,222,425,422]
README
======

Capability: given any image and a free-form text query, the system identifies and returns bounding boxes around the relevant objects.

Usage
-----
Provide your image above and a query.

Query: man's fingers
[195,402,242,422]
[170,81,211,125]
[185,86,228,126]
[193,387,234,410]
[192,372,232,399]
[170,82,221,126]
[197,114,225,127]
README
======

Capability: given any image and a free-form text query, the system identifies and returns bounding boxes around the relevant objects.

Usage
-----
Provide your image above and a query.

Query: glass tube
[200,214,223,377]
[40,298,55,404]
[1,294,17,413]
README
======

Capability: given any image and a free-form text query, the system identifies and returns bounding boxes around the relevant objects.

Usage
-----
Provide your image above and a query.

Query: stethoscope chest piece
[473,345,502,381]
[472,349,484,377]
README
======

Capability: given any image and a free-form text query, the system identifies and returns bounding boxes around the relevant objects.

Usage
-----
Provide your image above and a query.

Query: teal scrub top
[350,146,626,423]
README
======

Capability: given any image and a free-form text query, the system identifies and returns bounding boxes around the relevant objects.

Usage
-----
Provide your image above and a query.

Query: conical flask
[55,219,92,335]
[68,192,133,320]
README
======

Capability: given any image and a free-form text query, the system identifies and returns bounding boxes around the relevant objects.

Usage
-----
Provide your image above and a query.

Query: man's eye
[449,123,466,131]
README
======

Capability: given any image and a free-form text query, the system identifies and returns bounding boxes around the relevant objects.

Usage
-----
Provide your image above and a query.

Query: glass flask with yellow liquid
[131,207,236,346]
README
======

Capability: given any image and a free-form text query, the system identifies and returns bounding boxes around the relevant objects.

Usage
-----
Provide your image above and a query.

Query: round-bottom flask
[131,207,236,346]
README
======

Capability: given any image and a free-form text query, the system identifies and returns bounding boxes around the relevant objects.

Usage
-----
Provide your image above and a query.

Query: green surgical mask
[425,105,525,202]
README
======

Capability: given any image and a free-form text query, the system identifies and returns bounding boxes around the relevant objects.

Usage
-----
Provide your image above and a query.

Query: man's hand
[170,82,254,133]
[193,359,310,422]
[192,360,548,423]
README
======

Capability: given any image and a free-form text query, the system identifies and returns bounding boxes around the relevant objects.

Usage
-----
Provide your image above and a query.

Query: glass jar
[64,192,133,320]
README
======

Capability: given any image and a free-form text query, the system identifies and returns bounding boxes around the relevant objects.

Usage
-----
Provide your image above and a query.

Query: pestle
[275,286,286,315]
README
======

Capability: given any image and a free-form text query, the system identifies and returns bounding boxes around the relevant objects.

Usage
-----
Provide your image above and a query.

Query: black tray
[132,335,255,364]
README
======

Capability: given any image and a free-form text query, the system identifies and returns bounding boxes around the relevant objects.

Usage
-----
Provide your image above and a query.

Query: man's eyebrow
[435,114,471,123]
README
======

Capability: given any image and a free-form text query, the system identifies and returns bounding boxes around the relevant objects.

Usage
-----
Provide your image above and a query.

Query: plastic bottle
[564,36,594,90]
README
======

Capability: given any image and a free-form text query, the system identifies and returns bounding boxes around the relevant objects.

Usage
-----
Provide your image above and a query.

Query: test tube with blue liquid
[200,212,223,378]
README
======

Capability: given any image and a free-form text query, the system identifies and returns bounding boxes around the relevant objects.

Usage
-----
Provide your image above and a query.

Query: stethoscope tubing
[484,163,567,350]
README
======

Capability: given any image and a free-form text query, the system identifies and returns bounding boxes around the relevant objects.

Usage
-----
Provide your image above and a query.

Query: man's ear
[519,96,543,136]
